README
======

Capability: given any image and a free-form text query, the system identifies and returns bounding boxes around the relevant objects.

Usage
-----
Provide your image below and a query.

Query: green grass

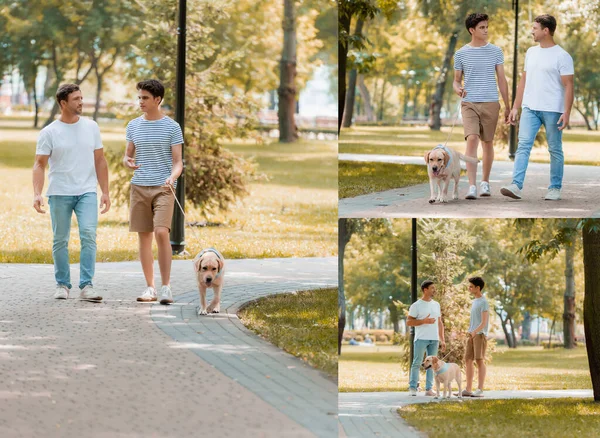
[338,161,430,199]
[338,345,592,392]
[0,122,337,262]
[399,398,600,438]
[238,288,338,378]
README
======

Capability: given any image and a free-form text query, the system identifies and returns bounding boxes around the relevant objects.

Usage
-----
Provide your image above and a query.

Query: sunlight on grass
[238,288,338,378]
[0,122,337,262]
[338,345,592,392]
[400,398,600,438]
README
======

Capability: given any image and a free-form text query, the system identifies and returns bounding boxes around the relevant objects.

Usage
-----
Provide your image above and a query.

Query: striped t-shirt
[125,116,184,187]
[454,43,504,103]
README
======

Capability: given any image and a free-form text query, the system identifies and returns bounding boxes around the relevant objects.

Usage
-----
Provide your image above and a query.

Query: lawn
[338,345,592,392]
[399,398,600,438]
[340,125,600,165]
[0,118,337,262]
[238,288,338,378]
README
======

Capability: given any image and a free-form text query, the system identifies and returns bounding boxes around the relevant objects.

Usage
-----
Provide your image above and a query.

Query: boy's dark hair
[468,276,485,291]
[421,280,435,291]
[137,79,165,103]
[535,14,557,36]
[56,84,80,106]
[465,13,489,35]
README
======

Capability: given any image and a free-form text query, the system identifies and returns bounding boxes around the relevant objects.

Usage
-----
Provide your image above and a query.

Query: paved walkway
[0,257,337,437]
[339,389,594,437]
[339,154,600,218]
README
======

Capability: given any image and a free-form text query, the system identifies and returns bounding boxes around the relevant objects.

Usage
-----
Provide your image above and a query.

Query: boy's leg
[155,227,172,286]
[541,111,564,190]
[73,192,98,288]
[480,102,500,184]
[49,196,75,289]
[461,102,481,187]
[130,185,156,290]
[475,334,488,390]
[511,108,543,190]
[464,335,475,393]
[138,232,155,288]
[465,135,480,186]
[409,340,427,390]
[152,188,175,287]
[481,141,494,183]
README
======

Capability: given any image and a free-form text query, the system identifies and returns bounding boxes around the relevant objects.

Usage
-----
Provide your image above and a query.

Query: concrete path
[0,257,337,438]
[339,389,594,438]
[339,154,600,218]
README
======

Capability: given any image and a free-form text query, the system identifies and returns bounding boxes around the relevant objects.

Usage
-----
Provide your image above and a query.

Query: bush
[376,334,389,343]
[519,339,537,347]
[354,335,364,342]
[542,342,565,349]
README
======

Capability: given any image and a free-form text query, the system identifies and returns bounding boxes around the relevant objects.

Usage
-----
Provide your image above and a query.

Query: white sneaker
[545,188,561,201]
[408,388,417,396]
[480,181,491,197]
[80,285,102,302]
[54,285,69,300]
[465,185,477,200]
[500,183,522,199]
[472,388,484,397]
[137,287,157,302]
[159,285,173,305]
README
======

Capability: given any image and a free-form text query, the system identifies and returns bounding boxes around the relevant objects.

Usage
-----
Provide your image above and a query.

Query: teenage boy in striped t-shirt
[123,79,184,304]
[453,13,510,200]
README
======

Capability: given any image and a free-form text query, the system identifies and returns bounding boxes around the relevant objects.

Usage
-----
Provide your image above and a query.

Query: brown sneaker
[460,390,473,397]
[424,390,436,396]
[137,287,157,302]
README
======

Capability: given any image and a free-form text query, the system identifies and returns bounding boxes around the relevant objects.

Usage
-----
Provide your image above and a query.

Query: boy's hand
[124,156,140,170]
[165,176,176,187]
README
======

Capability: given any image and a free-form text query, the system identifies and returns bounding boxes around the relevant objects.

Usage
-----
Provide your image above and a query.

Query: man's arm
[32,154,49,213]
[453,70,465,97]
[166,144,183,186]
[94,148,110,214]
[508,72,527,125]
[470,310,489,336]
[557,75,574,131]
[496,64,511,122]
[438,316,446,351]
[406,314,436,327]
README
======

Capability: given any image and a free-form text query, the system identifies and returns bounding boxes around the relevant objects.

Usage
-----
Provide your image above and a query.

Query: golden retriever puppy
[193,248,225,316]
[425,144,479,204]
[422,356,463,400]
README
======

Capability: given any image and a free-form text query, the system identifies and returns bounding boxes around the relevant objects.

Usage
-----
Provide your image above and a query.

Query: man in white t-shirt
[33,84,111,301]
[501,14,574,201]
[406,280,446,396]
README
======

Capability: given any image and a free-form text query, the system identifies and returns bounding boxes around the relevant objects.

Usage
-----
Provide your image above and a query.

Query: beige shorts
[129,184,175,233]
[465,333,487,361]
[461,101,500,142]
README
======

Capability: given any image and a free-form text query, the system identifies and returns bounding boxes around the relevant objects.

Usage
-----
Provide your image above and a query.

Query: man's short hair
[137,79,165,103]
[421,280,435,291]
[56,84,80,106]
[468,276,485,291]
[535,14,557,36]
[465,13,489,35]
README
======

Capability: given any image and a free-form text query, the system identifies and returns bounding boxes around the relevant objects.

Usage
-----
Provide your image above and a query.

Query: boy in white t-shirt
[406,280,446,396]
[501,14,574,201]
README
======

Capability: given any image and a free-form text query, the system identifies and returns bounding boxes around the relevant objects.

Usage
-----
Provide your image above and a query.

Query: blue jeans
[512,107,564,190]
[48,193,98,289]
[409,339,439,391]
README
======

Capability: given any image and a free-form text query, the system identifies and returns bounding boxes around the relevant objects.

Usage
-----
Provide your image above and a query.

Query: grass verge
[238,288,338,378]
[399,398,600,438]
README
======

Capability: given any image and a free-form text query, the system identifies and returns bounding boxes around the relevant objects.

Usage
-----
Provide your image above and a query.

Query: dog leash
[442,91,465,148]
[165,183,203,252]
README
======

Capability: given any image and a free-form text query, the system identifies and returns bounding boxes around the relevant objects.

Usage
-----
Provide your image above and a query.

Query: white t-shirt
[36,117,103,196]
[408,299,441,341]
[522,45,574,113]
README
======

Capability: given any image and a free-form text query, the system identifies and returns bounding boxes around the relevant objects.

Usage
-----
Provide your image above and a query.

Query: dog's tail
[457,153,479,164]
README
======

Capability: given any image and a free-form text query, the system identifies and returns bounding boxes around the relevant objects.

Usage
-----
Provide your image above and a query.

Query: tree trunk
[497,310,513,348]
[378,80,386,121]
[564,233,576,349]
[522,311,531,340]
[278,0,298,142]
[357,75,375,122]
[338,11,351,133]
[388,303,400,333]
[428,28,460,130]
[93,71,103,122]
[574,105,593,131]
[549,316,556,347]
[583,221,600,401]
[509,317,518,348]
[338,218,350,355]
[341,19,364,128]
[536,312,541,345]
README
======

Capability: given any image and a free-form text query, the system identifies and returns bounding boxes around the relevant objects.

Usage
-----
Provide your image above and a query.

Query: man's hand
[507,108,519,125]
[440,341,446,352]
[503,107,511,124]
[33,195,45,214]
[100,193,111,214]
[123,156,140,170]
[423,314,436,325]
[557,113,570,131]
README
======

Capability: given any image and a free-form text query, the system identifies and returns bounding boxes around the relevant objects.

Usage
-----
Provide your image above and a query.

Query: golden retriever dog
[193,248,225,316]
[425,144,479,204]
[422,356,463,400]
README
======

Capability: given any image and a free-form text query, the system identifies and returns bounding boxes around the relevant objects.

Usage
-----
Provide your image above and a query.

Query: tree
[278,0,298,142]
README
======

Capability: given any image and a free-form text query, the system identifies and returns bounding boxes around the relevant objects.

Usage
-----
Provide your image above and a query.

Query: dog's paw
[197,307,208,316]
[440,198,448,203]
[453,194,459,200]
[429,199,435,204]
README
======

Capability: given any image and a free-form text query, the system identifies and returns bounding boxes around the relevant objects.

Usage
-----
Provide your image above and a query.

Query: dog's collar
[198,248,224,279]
[433,144,453,168]
[435,362,450,376]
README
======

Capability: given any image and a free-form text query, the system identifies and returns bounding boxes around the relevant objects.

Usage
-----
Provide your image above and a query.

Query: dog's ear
[193,255,204,272]
[424,151,430,164]
[217,256,224,272]
[443,151,450,167]
[433,357,439,364]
